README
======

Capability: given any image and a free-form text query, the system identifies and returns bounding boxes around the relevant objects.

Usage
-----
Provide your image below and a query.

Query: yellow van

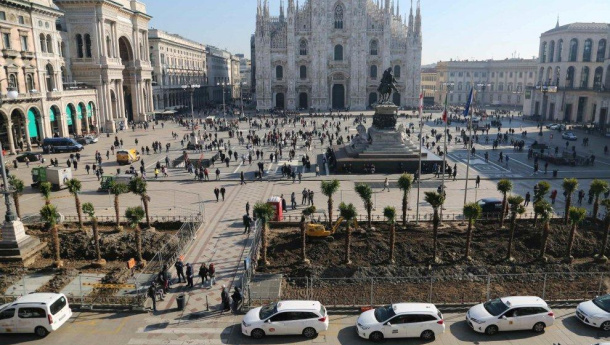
[116,149,140,165]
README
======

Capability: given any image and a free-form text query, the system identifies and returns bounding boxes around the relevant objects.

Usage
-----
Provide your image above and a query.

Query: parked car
[545,123,558,129]
[466,296,554,335]
[241,300,329,339]
[16,152,40,163]
[477,198,503,214]
[356,303,445,341]
[84,134,98,144]
[576,294,610,330]
[42,138,83,153]
[0,293,72,337]
[562,132,577,141]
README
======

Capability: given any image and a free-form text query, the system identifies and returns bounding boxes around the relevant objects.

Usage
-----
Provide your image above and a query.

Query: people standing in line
[185,263,194,288]
[175,259,185,283]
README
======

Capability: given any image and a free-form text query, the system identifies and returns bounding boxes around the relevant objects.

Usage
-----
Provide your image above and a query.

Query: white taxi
[0,293,72,337]
[241,300,329,339]
[356,303,445,341]
[466,296,554,335]
[576,294,610,330]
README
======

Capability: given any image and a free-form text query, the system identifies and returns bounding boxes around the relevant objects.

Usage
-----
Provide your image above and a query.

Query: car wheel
[600,321,610,331]
[420,330,435,340]
[369,331,384,342]
[302,327,317,339]
[532,322,545,333]
[35,326,49,337]
[484,325,498,335]
[251,328,265,339]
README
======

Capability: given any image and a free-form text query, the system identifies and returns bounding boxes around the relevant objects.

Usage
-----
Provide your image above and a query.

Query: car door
[264,312,291,335]
[408,314,438,337]
[0,308,16,333]
[383,315,408,338]
[17,307,46,333]
[514,307,544,330]
[497,308,522,331]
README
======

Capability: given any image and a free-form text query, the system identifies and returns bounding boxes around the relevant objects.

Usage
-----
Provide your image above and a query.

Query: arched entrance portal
[10,109,28,151]
[119,36,136,122]
[298,93,308,109]
[27,107,43,145]
[49,106,60,137]
[88,102,96,132]
[332,84,345,109]
[66,103,77,135]
[79,102,89,134]
[275,93,285,109]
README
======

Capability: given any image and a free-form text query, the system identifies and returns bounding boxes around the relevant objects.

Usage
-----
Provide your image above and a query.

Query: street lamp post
[181,84,200,145]
[217,82,227,116]
[539,84,549,135]
[240,82,245,116]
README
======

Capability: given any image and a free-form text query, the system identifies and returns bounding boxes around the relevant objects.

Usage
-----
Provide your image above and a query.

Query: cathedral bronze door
[332,84,345,109]
[275,93,285,109]
[299,93,308,109]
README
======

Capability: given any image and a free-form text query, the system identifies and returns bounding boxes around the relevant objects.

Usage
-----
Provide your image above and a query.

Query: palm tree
[339,202,357,264]
[596,199,610,262]
[533,181,551,225]
[109,182,129,229]
[590,179,609,221]
[562,178,579,225]
[129,177,151,228]
[65,178,83,229]
[301,205,316,264]
[424,191,445,263]
[8,176,24,218]
[40,181,52,205]
[496,179,513,227]
[534,200,553,261]
[397,174,413,227]
[383,206,397,263]
[463,202,482,261]
[506,195,525,261]
[355,183,373,229]
[566,206,587,262]
[125,206,145,264]
[40,204,62,268]
[321,180,340,227]
[82,202,105,266]
[253,202,276,266]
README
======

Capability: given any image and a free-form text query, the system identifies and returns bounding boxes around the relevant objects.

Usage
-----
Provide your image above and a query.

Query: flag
[441,94,448,123]
[463,88,474,117]
[418,92,423,117]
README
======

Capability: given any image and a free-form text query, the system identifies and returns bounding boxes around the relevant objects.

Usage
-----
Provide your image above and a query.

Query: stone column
[23,119,32,151]
[6,120,16,154]
[117,80,125,119]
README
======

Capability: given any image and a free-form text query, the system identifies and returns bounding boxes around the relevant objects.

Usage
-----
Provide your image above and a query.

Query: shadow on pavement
[227,323,313,344]
[449,319,541,342]
[0,333,45,344]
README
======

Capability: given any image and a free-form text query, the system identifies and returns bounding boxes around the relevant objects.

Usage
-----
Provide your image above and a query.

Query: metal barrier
[278,272,606,307]
[277,212,564,223]
[241,219,263,308]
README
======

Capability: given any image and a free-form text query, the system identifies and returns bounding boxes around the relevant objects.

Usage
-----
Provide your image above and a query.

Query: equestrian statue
[377,67,399,103]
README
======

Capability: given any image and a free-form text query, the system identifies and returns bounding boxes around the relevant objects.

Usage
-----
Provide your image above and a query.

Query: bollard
[206,295,209,311]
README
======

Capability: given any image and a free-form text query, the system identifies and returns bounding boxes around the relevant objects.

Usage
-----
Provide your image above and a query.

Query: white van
[0,293,72,337]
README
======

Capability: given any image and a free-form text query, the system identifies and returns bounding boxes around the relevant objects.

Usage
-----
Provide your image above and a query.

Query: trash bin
[553,170,558,178]
[176,294,186,311]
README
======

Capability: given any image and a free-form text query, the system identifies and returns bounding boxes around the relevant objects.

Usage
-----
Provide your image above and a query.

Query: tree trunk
[92,217,101,262]
[367,204,372,229]
[564,195,571,225]
[143,196,151,228]
[344,223,352,264]
[261,220,269,265]
[75,195,83,229]
[300,217,307,263]
[328,196,333,228]
[464,219,473,259]
[402,191,407,227]
[593,196,600,221]
[135,225,143,262]
[599,218,610,259]
[500,194,507,227]
[533,213,538,227]
[389,222,395,263]
[45,198,50,205]
[114,195,120,227]
[51,225,61,264]
[539,221,550,259]
[12,194,21,219]
[566,223,577,260]
[432,209,439,262]
[506,212,517,260]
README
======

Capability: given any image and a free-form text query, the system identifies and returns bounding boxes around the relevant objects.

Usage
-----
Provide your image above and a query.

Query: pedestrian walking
[209,263,216,285]
[214,188,220,202]
[246,201,250,215]
[243,214,252,234]
[240,171,246,185]
[291,192,296,210]
[220,187,226,201]
[216,168,220,180]
[221,285,231,311]
[550,189,557,205]
[185,263,194,288]
[85,164,90,174]
[301,188,308,205]
[175,260,185,283]
[231,287,243,314]
[524,192,531,207]
[382,178,390,192]
[475,175,481,188]
[148,283,157,312]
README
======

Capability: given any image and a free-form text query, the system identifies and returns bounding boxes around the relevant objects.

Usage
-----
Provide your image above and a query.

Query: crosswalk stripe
[128,339,229,344]
[137,327,229,334]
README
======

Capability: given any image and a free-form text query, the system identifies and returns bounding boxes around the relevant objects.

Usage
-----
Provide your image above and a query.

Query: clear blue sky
[145,0,610,64]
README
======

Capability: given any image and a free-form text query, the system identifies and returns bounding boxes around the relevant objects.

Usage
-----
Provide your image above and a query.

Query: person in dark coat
[221,285,231,311]
[185,263,194,288]
[148,283,157,312]
[220,187,226,201]
[243,214,252,234]
[231,287,243,314]
[175,260,185,283]
[199,263,208,287]
[214,187,220,202]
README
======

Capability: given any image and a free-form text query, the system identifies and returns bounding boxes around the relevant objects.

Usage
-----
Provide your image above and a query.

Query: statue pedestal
[0,220,46,267]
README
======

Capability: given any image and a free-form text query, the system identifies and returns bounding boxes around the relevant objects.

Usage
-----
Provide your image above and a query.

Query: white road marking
[232,162,243,174]
[136,327,227,334]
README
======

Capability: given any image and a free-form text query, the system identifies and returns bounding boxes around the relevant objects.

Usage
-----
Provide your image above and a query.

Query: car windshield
[374,305,396,322]
[259,303,277,320]
[593,295,610,313]
[483,298,510,316]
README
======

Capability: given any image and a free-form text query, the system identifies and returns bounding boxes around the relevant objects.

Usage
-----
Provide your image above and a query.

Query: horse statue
[377,67,399,103]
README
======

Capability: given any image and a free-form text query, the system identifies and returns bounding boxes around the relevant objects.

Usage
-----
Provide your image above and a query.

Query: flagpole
[416,90,423,224]
[463,88,474,206]
[440,97,448,224]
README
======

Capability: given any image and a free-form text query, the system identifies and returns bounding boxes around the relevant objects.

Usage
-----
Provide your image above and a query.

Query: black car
[477,198,503,214]
[16,152,40,163]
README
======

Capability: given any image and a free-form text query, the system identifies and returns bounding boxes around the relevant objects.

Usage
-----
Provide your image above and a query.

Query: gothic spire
[391,0,395,15]
[396,0,400,18]
[415,0,421,36]
[556,15,559,28]
[408,0,414,35]
[280,0,285,20]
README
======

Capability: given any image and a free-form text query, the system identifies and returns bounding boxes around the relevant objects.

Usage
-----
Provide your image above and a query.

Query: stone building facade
[0,0,97,154]
[148,28,207,111]
[421,66,436,99]
[525,22,610,132]
[55,0,154,132]
[434,59,538,108]
[254,0,422,111]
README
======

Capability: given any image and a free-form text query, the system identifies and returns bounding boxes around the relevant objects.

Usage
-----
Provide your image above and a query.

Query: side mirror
[501,315,507,320]
[265,319,271,323]
[384,322,391,326]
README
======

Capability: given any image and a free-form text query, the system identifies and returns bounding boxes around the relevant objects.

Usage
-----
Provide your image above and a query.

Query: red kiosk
[267,196,283,221]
